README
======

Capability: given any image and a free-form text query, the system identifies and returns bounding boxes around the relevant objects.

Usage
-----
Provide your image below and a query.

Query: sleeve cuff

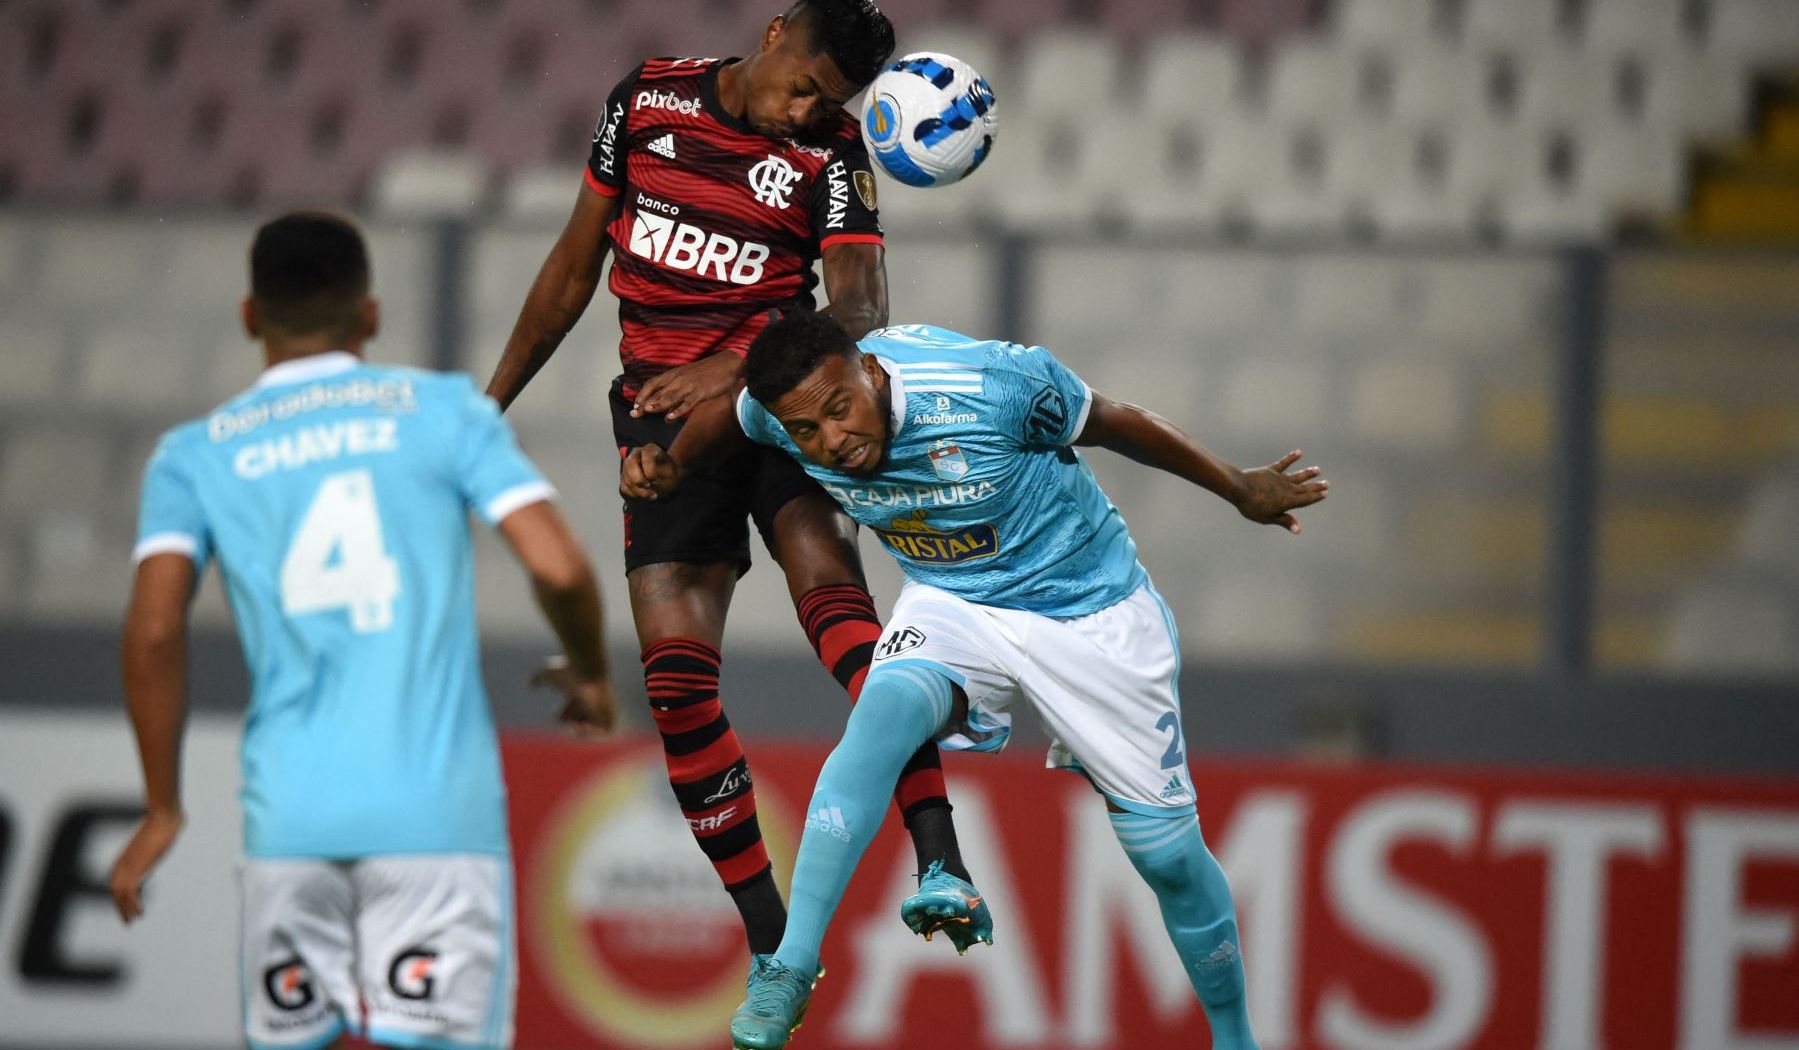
[483,480,559,524]
[132,532,200,565]
[1065,382,1095,446]
[734,389,755,437]
[583,166,621,196]
[820,233,884,250]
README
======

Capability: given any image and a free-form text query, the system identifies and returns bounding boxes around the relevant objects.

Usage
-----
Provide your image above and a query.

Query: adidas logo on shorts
[646,133,677,159]
[1159,775,1187,801]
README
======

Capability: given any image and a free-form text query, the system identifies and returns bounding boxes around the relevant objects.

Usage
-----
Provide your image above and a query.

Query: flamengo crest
[748,155,802,209]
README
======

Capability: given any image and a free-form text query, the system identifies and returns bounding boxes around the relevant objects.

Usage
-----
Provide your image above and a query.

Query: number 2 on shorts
[1155,711,1186,770]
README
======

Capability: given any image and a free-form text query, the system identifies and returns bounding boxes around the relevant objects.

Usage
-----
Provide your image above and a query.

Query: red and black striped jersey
[586,57,885,396]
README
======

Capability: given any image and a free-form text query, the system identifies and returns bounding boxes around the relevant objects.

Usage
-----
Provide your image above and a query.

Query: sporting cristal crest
[927,440,969,481]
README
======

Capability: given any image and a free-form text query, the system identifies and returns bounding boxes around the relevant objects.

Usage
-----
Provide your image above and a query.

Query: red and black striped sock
[642,637,785,953]
[797,584,968,880]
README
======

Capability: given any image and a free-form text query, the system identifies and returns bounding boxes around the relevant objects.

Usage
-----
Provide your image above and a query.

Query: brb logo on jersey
[875,509,999,564]
[628,211,770,285]
[747,155,802,209]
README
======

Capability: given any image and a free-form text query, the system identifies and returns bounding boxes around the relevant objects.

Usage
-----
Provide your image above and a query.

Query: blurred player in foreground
[623,315,1328,1049]
[109,212,615,1050]
[487,0,983,962]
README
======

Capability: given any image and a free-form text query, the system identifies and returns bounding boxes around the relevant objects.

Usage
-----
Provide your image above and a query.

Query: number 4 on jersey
[280,469,401,633]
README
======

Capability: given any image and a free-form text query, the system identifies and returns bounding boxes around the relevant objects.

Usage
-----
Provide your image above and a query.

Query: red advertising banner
[502,734,1799,1050]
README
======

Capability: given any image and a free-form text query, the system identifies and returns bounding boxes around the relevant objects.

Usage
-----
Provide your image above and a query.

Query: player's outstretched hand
[1232,449,1329,534]
[534,657,618,740]
[630,353,743,421]
[108,807,183,923]
[620,442,683,500]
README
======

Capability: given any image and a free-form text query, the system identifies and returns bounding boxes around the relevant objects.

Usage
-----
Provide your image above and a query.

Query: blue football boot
[731,956,817,1050]
[900,860,994,954]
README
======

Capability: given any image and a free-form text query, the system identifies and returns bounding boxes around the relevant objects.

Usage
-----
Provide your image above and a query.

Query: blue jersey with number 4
[133,352,552,859]
[737,324,1147,617]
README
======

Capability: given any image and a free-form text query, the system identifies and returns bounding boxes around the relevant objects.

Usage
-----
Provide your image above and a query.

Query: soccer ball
[860,52,999,188]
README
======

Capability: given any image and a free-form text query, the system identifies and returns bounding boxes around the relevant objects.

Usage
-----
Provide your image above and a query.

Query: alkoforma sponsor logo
[626,212,769,285]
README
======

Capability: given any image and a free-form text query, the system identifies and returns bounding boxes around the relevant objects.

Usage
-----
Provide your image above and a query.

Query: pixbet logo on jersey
[634,88,702,116]
[627,211,769,285]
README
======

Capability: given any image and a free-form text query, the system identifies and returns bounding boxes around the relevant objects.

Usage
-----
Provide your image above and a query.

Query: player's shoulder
[637,56,721,83]
[861,324,991,366]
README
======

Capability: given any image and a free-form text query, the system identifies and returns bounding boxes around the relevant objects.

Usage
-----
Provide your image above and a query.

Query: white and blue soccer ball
[861,52,998,188]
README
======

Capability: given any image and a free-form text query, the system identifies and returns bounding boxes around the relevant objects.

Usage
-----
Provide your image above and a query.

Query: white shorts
[871,580,1196,816]
[240,854,514,1050]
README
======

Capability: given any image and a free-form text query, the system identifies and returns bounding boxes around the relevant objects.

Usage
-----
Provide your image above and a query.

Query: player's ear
[241,297,260,339]
[860,351,884,386]
[360,297,380,342]
[761,15,785,54]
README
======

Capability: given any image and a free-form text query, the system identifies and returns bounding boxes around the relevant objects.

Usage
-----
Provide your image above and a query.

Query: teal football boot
[900,859,994,954]
[730,956,818,1050]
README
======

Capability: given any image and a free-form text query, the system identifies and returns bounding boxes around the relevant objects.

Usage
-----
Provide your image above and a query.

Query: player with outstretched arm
[623,313,1328,1050]
[109,213,616,1050]
[484,0,985,962]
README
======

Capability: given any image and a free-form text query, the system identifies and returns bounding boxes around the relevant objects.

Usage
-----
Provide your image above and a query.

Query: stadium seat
[370,148,492,218]
[0,428,110,520]
[1709,0,1799,64]
[76,325,203,412]
[1330,0,1444,44]
[1512,47,1624,130]
[1459,0,1567,50]
[1384,44,1494,125]
[1582,0,1696,55]
[1737,473,1799,574]
[1665,57,1754,140]
[0,321,67,406]
[1097,0,1193,43]
[1664,568,1799,674]
[1010,29,1125,117]
[1115,112,1227,233]
[1347,358,1465,447]
[1262,42,1371,124]
[1137,33,1242,120]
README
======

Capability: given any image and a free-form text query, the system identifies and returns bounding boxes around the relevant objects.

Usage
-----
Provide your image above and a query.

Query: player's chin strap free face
[772,352,891,474]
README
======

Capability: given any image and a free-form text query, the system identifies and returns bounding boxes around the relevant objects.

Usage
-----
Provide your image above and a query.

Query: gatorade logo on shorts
[263,957,317,1011]
[388,946,440,1000]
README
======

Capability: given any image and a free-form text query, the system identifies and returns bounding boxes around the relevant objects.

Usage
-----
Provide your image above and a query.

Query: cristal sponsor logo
[874,626,927,660]
[635,88,703,116]
[688,806,738,832]
[594,101,624,176]
[702,765,752,804]
[636,191,680,216]
[388,946,439,1001]
[748,155,802,209]
[821,478,997,510]
[627,212,770,285]
[874,510,1000,565]
[263,957,317,1011]
[806,805,853,843]
[824,159,850,229]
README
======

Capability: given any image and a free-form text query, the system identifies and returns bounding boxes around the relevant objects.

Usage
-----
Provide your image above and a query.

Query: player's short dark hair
[249,211,371,337]
[745,310,860,405]
[784,0,896,87]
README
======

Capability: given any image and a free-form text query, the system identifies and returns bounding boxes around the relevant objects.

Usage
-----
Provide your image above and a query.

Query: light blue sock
[1110,809,1259,1050]
[772,661,957,976]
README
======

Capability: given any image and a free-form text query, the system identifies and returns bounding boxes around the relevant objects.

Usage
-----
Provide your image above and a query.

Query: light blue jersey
[133,352,553,859]
[737,324,1147,617]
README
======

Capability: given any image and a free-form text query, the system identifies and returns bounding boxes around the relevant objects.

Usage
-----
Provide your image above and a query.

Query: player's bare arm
[486,185,620,410]
[497,501,617,736]
[1076,392,1330,534]
[819,241,888,339]
[619,394,747,500]
[110,552,199,923]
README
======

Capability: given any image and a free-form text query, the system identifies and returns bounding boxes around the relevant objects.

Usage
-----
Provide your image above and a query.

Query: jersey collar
[877,355,906,439]
[702,58,757,135]
[255,350,362,388]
